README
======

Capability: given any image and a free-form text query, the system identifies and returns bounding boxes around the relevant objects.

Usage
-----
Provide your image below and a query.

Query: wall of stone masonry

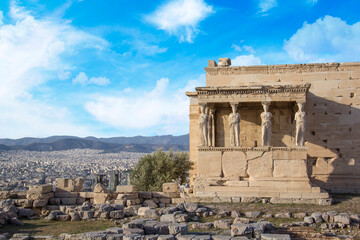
[188,62,360,193]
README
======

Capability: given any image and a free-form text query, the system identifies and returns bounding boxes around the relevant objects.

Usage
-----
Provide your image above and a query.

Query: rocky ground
[1,197,360,240]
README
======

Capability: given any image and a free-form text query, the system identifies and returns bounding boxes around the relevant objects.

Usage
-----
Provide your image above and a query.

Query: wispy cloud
[232,42,256,54]
[0,1,108,137]
[258,0,277,14]
[84,75,206,134]
[73,72,110,86]
[145,0,214,43]
[306,0,318,6]
[125,40,168,56]
[232,55,262,66]
[284,15,360,63]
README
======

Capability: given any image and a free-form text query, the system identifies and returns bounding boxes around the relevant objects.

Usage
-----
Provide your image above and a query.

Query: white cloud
[0,2,108,137]
[232,55,262,66]
[146,0,213,43]
[259,0,277,13]
[73,72,88,86]
[89,77,111,86]
[283,16,360,63]
[72,72,110,86]
[58,71,72,80]
[84,75,206,134]
[232,43,255,54]
[127,40,168,56]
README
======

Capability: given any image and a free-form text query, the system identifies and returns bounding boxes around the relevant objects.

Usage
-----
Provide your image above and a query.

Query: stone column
[261,102,272,146]
[229,103,240,147]
[295,102,306,146]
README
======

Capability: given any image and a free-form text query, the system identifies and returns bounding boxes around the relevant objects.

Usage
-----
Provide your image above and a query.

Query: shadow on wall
[305,92,360,194]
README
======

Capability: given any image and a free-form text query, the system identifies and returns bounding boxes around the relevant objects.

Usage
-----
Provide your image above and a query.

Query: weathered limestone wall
[198,62,360,193]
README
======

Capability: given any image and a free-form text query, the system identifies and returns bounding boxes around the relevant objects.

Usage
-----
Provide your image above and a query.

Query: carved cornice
[198,146,308,152]
[195,84,310,96]
[205,62,360,75]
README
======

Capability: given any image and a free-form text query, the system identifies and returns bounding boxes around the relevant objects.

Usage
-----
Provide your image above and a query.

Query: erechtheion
[186,58,360,204]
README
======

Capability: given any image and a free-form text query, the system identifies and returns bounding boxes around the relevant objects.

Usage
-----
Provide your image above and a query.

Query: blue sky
[0,0,359,138]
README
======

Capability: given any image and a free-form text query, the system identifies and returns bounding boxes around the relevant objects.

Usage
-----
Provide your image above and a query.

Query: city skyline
[0,0,359,138]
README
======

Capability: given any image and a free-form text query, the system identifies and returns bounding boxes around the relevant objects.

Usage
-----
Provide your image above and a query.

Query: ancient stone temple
[186,58,360,204]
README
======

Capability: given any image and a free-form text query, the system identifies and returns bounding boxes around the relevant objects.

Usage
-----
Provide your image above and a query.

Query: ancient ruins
[186,58,360,204]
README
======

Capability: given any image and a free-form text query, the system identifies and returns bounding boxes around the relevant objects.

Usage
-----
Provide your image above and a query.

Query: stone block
[137,207,150,216]
[54,192,79,198]
[143,199,158,208]
[158,235,174,240]
[0,191,10,199]
[273,159,308,178]
[79,192,95,199]
[126,199,142,206]
[117,193,139,200]
[168,223,187,235]
[214,219,232,229]
[116,185,136,193]
[94,183,108,193]
[162,183,178,193]
[197,151,222,177]
[231,223,252,237]
[14,199,33,208]
[247,151,273,179]
[49,198,61,205]
[33,199,48,208]
[110,210,124,219]
[27,192,54,201]
[55,178,84,192]
[93,193,110,204]
[159,198,171,204]
[261,234,291,240]
[171,198,185,204]
[152,192,180,198]
[160,214,177,223]
[28,184,53,193]
[222,151,247,179]
[61,198,77,205]
[138,192,152,199]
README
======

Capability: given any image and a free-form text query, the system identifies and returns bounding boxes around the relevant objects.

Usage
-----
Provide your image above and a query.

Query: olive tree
[129,149,192,191]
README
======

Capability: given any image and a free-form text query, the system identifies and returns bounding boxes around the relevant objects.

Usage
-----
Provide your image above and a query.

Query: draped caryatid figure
[261,102,272,146]
[229,103,240,147]
[295,102,306,146]
[207,107,215,147]
[198,104,209,146]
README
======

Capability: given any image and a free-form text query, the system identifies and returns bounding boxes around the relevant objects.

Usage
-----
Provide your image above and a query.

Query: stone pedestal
[193,147,330,204]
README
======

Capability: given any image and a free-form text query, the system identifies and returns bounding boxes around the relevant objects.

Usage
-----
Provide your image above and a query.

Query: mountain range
[0,134,189,153]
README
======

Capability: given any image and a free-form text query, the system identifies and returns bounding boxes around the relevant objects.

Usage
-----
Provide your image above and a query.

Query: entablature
[186,84,310,104]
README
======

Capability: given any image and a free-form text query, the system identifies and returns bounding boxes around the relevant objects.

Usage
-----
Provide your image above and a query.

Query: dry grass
[0,219,116,237]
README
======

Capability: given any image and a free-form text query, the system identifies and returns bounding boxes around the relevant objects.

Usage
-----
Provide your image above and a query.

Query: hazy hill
[0,134,189,153]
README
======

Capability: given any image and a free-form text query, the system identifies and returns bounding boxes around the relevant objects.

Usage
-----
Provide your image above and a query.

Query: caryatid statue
[199,104,209,146]
[229,103,240,147]
[295,102,306,146]
[207,107,215,147]
[261,102,272,146]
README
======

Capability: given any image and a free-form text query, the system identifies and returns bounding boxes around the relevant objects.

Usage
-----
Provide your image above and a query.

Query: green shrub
[129,149,192,191]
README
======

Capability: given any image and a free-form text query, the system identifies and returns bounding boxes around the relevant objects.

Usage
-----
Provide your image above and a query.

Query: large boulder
[168,223,187,235]
[184,203,198,213]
